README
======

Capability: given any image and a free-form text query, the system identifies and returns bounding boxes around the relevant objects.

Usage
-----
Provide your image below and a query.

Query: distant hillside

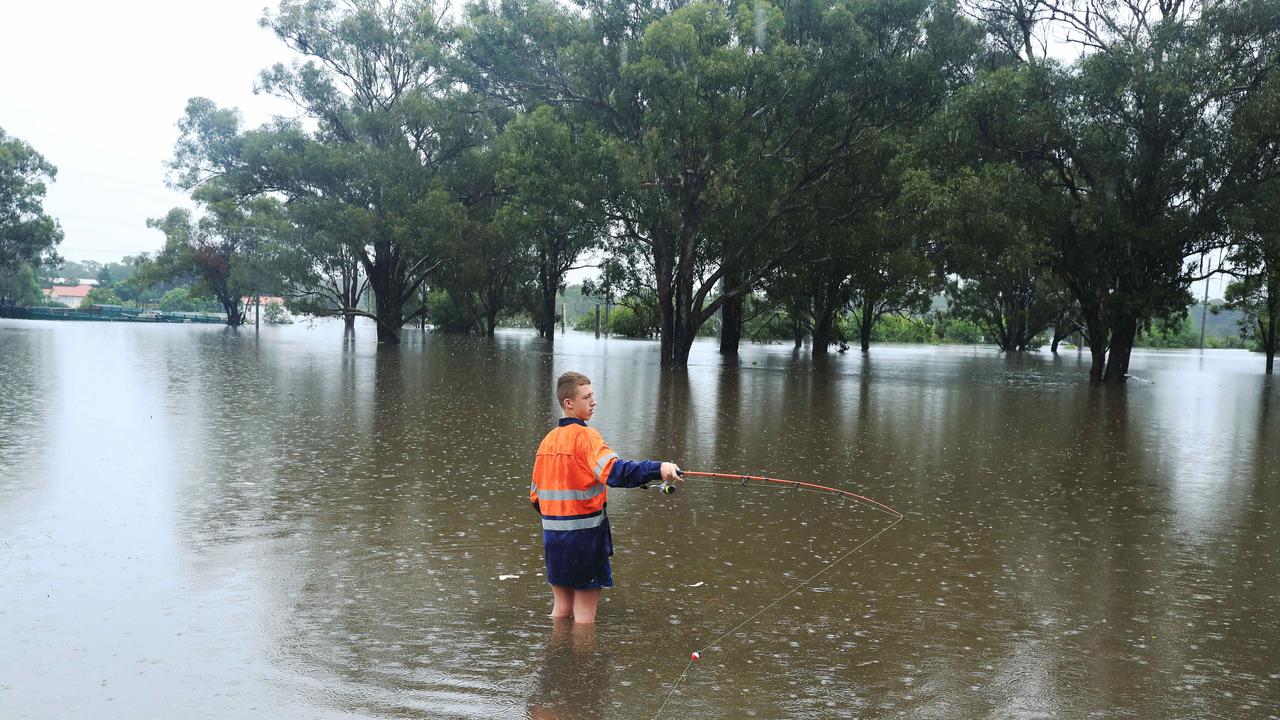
[1193,301,1246,340]
[561,285,597,321]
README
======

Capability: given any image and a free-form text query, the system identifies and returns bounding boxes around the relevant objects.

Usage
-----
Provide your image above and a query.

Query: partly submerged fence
[0,304,225,324]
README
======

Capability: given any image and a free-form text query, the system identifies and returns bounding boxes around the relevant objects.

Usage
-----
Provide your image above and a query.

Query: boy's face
[563,383,596,421]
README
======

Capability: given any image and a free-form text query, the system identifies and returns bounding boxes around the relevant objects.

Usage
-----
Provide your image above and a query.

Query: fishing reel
[644,480,678,494]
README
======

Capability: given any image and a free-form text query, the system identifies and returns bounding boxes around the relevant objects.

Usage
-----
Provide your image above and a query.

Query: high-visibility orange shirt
[530,421,619,526]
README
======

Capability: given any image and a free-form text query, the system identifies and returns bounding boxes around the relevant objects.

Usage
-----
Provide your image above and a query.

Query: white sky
[0,0,295,263]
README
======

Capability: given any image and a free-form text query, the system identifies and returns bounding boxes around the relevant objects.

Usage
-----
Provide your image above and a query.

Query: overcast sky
[1,0,295,264]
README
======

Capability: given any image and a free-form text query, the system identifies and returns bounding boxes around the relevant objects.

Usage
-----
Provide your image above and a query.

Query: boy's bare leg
[572,588,601,624]
[550,585,574,618]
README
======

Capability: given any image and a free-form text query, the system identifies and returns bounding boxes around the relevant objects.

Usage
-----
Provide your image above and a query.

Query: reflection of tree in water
[0,330,55,488]
[527,620,611,720]
[651,369,691,463]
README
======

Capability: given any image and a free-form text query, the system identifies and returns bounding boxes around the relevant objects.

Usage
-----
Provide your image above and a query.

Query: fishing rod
[647,468,904,719]
[654,470,902,519]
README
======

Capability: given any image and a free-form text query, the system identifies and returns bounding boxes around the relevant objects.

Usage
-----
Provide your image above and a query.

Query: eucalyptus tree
[1,127,63,294]
[169,0,488,343]
[1222,255,1279,375]
[1222,191,1280,374]
[144,198,286,327]
[846,224,939,353]
[269,203,369,330]
[765,204,938,355]
[1221,56,1280,375]
[901,161,1070,352]
[950,0,1280,383]
[430,137,532,336]
[492,106,606,341]
[465,0,963,365]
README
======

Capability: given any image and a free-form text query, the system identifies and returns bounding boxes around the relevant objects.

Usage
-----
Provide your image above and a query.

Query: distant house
[240,296,291,323]
[240,296,286,309]
[44,284,93,307]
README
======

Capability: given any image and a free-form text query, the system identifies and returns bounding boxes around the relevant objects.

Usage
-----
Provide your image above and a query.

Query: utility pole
[1198,253,1209,351]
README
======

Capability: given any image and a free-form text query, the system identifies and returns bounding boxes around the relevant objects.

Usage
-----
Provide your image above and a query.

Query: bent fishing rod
[646,467,904,719]
[652,469,902,519]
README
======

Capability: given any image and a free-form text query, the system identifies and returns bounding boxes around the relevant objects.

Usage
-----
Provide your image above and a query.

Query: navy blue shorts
[543,516,614,589]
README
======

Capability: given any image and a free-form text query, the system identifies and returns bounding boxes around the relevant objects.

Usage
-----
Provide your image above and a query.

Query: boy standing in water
[530,371,681,623]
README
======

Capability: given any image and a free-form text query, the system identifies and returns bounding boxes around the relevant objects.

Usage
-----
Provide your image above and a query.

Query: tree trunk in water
[859,301,874,353]
[1103,317,1137,384]
[342,269,360,331]
[1085,333,1105,384]
[541,285,558,341]
[994,322,1012,352]
[1050,323,1072,354]
[670,288,701,367]
[536,257,558,340]
[672,320,698,366]
[719,292,743,356]
[1262,288,1279,374]
[374,289,403,344]
[655,249,676,365]
[1007,307,1025,352]
[659,300,674,363]
[375,318,401,344]
[1264,304,1277,375]
[486,304,499,338]
[812,304,837,356]
[221,298,243,327]
[1079,304,1108,384]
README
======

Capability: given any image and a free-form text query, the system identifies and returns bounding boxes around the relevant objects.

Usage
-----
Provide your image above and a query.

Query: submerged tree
[903,161,1069,352]
[492,107,605,341]
[465,0,971,365]
[144,199,284,327]
[1,127,63,298]
[168,1,487,343]
[1223,195,1280,374]
[269,206,369,331]
[947,0,1280,382]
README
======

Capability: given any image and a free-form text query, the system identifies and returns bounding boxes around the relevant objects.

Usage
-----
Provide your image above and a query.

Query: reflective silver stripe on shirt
[530,479,537,494]
[542,513,606,531]
[537,485,606,502]
[593,452,619,480]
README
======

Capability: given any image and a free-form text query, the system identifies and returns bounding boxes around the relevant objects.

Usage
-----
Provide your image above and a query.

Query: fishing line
[650,471,903,720]
[680,471,902,518]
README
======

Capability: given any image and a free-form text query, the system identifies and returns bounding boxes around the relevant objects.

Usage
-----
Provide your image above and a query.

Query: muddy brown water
[1,319,1276,719]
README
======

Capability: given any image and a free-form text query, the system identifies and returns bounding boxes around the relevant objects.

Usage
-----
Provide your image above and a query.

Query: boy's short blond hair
[556,371,591,407]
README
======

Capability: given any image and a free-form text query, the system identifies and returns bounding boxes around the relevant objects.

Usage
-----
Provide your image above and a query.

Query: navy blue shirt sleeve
[606,457,663,488]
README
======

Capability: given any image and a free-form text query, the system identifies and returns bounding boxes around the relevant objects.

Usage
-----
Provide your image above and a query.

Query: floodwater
[1,319,1276,720]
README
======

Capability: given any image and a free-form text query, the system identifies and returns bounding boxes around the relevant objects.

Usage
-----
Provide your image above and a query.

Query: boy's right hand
[660,462,682,483]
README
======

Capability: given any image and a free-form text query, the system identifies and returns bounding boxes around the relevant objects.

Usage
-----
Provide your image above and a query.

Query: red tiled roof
[49,284,93,298]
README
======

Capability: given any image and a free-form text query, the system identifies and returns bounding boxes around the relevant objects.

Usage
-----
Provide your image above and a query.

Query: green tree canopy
[1,127,63,278]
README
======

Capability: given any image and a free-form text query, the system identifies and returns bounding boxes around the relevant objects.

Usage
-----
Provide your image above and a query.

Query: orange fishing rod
[668,470,902,519]
[649,469,905,718]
